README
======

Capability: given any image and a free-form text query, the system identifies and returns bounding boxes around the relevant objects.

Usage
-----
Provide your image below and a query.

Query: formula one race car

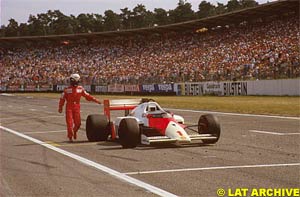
[86,98,221,148]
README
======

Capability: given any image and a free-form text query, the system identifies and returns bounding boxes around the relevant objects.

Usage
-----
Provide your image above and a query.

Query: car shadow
[98,141,213,150]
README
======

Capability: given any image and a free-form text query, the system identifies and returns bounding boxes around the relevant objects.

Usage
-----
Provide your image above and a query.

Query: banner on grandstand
[157,84,174,92]
[37,85,53,91]
[7,85,23,91]
[83,85,91,92]
[0,86,7,91]
[174,83,185,95]
[1,79,298,96]
[25,85,37,91]
[95,85,108,93]
[108,84,124,93]
[140,84,156,92]
[125,85,140,92]
[204,82,222,96]
[222,81,247,96]
[140,84,174,93]
[184,83,204,96]
[56,85,68,92]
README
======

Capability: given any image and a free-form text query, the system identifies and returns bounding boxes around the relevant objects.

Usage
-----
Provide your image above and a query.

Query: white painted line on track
[0,126,177,197]
[0,115,63,120]
[166,108,300,120]
[249,130,300,136]
[124,163,300,175]
[0,93,14,96]
[23,130,67,134]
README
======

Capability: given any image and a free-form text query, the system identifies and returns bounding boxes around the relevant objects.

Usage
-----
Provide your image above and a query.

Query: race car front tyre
[118,118,140,148]
[86,114,109,142]
[198,114,221,144]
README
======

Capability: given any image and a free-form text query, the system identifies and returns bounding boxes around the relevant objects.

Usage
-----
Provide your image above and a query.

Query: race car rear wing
[103,99,142,121]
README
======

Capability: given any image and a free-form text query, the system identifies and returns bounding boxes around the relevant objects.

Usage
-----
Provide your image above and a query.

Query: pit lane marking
[167,108,300,120]
[58,142,100,147]
[249,130,300,136]
[23,130,66,134]
[44,141,61,146]
[124,163,300,175]
[0,126,177,197]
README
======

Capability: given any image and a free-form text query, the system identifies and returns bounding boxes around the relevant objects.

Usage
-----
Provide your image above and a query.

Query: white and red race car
[86,98,221,148]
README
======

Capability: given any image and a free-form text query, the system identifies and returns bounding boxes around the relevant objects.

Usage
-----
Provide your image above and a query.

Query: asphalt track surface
[1,94,299,197]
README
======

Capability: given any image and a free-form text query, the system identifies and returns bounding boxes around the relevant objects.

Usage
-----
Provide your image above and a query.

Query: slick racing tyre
[198,114,221,144]
[118,118,140,148]
[86,114,109,142]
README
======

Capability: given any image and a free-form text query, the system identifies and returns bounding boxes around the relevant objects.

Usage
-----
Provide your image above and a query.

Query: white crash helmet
[70,73,80,86]
[70,73,80,81]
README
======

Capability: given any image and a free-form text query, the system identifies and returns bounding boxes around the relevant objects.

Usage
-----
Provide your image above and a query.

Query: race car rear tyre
[86,114,109,142]
[118,118,140,148]
[198,114,221,144]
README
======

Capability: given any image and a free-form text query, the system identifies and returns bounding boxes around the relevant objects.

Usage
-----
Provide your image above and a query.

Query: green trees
[132,4,148,28]
[120,7,133,29]
[169,0,196,23]
[120,4,154,29]
[227,0,257,12]
[5,19,19,36]
[198,1,216,18]
[0,0,260,37]
[103,10,121,31]
[153,8,169,26]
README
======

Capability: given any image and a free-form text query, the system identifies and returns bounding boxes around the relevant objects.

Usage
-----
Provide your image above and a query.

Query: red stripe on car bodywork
[148,117,174,135]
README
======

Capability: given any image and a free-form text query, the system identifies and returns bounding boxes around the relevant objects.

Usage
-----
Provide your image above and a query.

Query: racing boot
[73,130,77,140]
[68,133,73,142]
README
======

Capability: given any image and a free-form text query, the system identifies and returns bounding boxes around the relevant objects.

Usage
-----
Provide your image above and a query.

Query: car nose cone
[165,121,191,142]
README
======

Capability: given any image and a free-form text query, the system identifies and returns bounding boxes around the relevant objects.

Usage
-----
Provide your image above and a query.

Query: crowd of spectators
[0,14,299,86]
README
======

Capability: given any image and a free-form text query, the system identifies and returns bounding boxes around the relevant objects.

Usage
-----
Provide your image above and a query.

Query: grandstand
[0,0,298,44]
[0,0,299,88]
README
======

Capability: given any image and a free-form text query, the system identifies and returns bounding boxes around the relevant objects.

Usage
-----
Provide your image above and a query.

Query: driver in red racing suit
[58,74,101,142]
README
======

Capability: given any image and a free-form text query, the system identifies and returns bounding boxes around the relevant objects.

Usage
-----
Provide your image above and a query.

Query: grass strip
[14,93,299,117]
